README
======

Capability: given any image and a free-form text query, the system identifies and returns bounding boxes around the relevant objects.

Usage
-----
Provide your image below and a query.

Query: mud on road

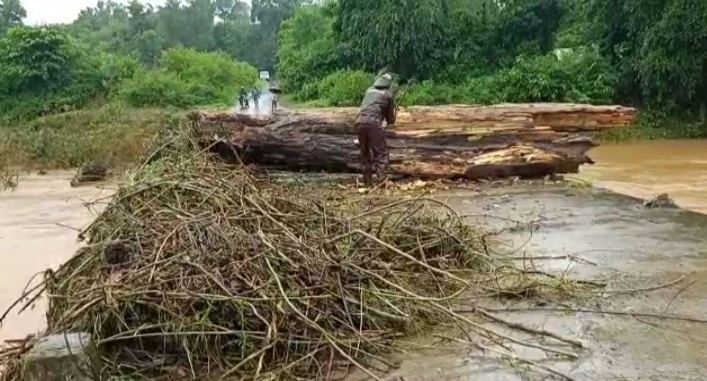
[381,185,707,381]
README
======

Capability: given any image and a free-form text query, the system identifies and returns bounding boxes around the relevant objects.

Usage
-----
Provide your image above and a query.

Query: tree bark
[204,125,592,181]
[189,103,637,135]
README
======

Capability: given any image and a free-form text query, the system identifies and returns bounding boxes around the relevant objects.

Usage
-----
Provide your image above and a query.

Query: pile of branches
[0,124,585,381]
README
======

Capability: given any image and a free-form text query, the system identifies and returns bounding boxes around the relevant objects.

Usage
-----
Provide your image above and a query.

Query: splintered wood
[189,103,636,180]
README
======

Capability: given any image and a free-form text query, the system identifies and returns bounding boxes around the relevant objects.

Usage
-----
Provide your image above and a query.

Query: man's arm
[385,91,396,125]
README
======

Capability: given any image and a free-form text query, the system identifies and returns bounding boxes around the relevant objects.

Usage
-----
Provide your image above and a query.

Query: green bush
[401,80,468,106]
[315,70,372,106]
[118,71,198,108]
[101,53,142,96]
[1,105,168,168]
[288,50,617,108]
[466,50,617,104]
[294,70,373,106]
[0,26,112,122]
[161,47,257,90]
[119,47,258,108]
[398,49,618,106]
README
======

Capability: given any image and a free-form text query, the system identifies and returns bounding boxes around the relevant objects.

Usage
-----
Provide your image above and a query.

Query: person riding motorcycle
[238,87,249,109]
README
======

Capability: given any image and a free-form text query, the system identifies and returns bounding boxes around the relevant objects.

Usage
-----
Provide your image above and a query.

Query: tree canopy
[0,0,706,126]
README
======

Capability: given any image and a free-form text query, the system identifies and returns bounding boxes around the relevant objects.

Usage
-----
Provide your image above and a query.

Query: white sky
[23,0,165,25]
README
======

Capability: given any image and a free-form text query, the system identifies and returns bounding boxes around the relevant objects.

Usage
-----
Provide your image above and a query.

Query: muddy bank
[379,186,707,381]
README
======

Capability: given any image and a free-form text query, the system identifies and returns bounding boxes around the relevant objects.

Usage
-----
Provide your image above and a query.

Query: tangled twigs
[0,123,590,381]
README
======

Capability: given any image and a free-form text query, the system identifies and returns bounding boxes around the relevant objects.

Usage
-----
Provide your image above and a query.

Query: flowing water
[1,139,706,372]
[581,139,707,213]
[0,172,114,341]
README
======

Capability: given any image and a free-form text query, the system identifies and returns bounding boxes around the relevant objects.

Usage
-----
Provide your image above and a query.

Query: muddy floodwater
[582,139,707,213]
[0,172,114,341]
[1,139,706,380]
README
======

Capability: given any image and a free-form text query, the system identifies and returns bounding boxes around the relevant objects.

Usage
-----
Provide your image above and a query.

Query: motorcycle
[238,96,249,110]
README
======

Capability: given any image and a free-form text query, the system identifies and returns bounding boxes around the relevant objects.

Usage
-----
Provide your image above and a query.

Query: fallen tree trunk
[204,125,592,180]
[190,103,637,136]
[193,116,598,158]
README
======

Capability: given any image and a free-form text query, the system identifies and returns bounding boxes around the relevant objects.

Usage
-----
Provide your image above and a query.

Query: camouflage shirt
[355,87,396,126]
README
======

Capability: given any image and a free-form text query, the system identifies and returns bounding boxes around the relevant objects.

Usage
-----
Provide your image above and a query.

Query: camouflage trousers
[356,122,389,186]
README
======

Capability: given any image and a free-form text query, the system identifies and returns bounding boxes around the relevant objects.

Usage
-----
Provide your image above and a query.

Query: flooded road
[392,187,707,381]
[0,171,114,341]
[582,139,707,213]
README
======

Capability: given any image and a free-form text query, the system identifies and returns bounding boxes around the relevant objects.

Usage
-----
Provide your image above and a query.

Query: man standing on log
[356,73,396,186]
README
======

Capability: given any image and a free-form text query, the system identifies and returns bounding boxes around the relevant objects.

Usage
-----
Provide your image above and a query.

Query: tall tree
[212,16,251,61]
[584,0,707,114]
[333,0,447,79]
[215,0,249,20]
[249,0,305,71]
[0,0,26,35]
[182,0,216,50]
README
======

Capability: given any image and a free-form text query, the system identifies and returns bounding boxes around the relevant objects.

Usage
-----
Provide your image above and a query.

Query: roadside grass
[0,105,175,171]
[279,94,330,109]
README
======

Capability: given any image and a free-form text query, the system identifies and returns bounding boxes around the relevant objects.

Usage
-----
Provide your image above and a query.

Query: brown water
[582,139,707,214]
[0,172,114,341]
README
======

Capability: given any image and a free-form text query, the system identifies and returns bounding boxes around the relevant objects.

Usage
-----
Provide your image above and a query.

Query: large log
[189,103,637,136]
[203,124,592,181]
[190,112,599,159]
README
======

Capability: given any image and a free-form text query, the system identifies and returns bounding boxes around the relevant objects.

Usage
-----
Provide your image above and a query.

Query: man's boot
[363,172,373,187]
[375,167,388,187]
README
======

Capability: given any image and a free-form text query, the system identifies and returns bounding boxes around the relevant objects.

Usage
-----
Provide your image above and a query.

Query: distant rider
[271,92,279,113]
[239,87,249,108]
[252,87,261,108]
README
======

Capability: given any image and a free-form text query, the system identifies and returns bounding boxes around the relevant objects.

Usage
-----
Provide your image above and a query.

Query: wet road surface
[381,186,707,381]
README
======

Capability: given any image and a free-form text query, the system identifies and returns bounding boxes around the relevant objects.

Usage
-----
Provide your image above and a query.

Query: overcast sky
[23,0,165,25]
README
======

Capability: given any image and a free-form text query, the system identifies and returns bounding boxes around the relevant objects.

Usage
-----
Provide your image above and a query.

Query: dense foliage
[0,0,273,121]
[0,0,706,133]
[278,0,707,127]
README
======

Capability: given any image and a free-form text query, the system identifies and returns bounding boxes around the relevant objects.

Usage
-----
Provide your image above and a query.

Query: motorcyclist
[239,87,249,108]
